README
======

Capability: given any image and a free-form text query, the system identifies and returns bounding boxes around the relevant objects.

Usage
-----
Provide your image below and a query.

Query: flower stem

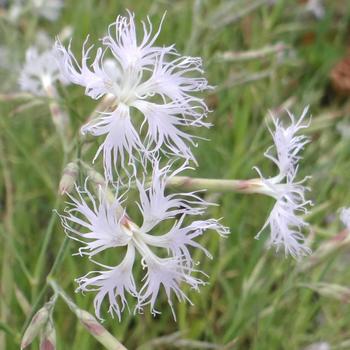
[166,176,264,194]
[215,43,288,62]
[23,236,70,335]
[47,279,128,350]
[43,83,71,153]
[32,148,69,300]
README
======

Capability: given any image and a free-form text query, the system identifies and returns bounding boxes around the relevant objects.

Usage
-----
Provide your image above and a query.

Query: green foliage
[1,0,350,349]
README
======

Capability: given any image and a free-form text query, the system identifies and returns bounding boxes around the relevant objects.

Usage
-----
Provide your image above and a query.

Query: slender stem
[32,148,68,299]
[0,224,32,283]
[185,0,203,55]
[0,92,34,101]
[48,279,128,350]
[0,135,15,349]
[22,236,70,334]
[216,43,288,62]
[209,0,270,29]
[44,84,71,153]
[217,69,273,91]
[32,197,60,297]
[47,236,70,278]
[46,279,76,311]
[166,176,265,194]
[94,172,266,195]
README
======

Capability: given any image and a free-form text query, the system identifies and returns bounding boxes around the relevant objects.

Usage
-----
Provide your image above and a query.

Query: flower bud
[76,309,105,337]
[58,162,79,195]
[21,306,50,349]
[84,166,116,206]
[85,167,106,189]
[75,309,127,350]
[40,320,56,350]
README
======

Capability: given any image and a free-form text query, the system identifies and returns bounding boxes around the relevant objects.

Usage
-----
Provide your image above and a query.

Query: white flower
[76,244,137,321]
[135,160,207,232]
[55,11,211,180]
[8,0,63,22]
[86,103,144,179]
[60,183,131,257]
[60,161,228,320]
[340,207,350,230]
[19,46,68,96]
[31,0,64,22]
[264,107,310,179]
[254,107,312,258]
[305,0,325,19]
[137,253,204,318]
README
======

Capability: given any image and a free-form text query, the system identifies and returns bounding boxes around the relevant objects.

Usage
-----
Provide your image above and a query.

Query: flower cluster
[56,12,227,321]
[55,11,211,180]
[61,161,228,320]
[254,107,312,257]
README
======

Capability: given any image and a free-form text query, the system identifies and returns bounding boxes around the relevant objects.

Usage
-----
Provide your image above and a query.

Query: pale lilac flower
[305,0,325,19]
[76,244,137,321]
[35,30,55,51]
[9,0,64,22]
[137,252,204,317]
[60,183,131,257]
[254,107,312,258]
[55,11,211,180]
[31,0,64,21]
[264,107,310,179]
[340,207,350,230]
[7,2,21,22]
[135,160,207,233]
[19,46,68,96]
[60,161,228,320]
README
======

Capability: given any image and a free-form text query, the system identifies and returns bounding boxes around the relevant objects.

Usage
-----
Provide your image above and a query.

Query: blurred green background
[1,0,350,349]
